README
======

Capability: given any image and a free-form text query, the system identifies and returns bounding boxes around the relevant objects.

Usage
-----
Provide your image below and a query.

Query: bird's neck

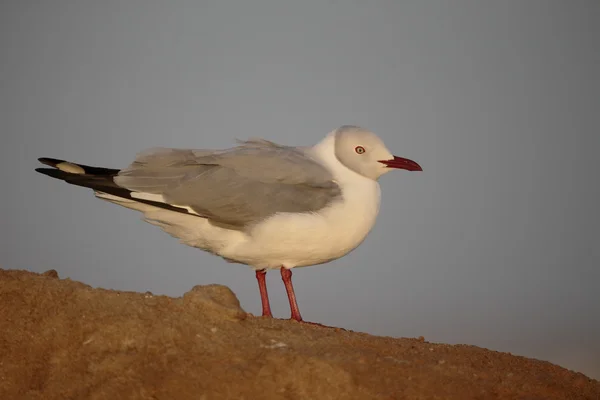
[311,131,382,223]
[311,131,375,186]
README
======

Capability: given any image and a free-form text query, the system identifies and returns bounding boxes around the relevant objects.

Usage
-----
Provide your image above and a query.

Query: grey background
[2,0,599,379]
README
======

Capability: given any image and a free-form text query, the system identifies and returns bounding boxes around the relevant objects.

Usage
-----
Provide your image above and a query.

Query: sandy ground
[1,268,598,400]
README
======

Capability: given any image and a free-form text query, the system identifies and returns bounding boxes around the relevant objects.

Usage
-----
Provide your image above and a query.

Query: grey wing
[114,140,342,227]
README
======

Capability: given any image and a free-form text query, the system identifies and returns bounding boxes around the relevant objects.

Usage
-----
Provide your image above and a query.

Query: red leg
[280,267,303,322]
[255,269,272,317]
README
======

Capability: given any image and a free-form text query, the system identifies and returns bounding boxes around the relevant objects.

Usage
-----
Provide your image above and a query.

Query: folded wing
[114,139,342,228]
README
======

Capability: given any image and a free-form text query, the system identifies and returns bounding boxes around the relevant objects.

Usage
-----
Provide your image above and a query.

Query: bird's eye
[355,146,366,154]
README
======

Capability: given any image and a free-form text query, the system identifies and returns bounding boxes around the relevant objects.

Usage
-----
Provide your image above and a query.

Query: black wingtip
[38,157,67,168]
[35,167,69,180]
[36,157,121,176]
[35,164,203,219]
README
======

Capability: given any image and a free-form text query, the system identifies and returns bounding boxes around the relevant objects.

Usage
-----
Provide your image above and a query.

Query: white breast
[219,177,380,269]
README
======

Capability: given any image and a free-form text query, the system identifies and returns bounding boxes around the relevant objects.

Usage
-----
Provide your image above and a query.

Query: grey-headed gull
[36,125,422,322]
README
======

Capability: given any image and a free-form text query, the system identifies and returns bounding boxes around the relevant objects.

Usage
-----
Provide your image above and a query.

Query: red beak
[378,156,423,171]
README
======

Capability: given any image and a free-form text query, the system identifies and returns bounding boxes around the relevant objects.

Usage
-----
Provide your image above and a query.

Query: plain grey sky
[2,0,599,379]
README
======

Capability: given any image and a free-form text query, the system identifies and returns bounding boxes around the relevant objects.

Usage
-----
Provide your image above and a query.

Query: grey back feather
[115,139,342,228]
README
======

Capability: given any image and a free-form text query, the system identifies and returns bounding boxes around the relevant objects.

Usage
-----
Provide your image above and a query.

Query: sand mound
[1,268,598,399]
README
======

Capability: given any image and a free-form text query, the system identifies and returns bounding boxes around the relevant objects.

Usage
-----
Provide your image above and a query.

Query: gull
[36,125,422,322]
